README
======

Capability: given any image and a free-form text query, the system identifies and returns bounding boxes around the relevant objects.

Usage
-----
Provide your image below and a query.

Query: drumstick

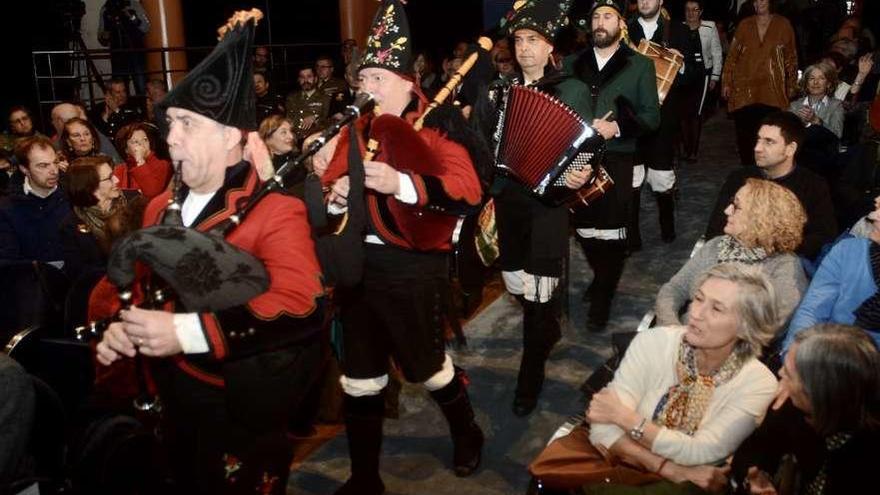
[600,110,613,121]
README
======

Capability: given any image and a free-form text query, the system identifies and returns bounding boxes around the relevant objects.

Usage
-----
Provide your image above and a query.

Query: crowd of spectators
[2,1,880,494]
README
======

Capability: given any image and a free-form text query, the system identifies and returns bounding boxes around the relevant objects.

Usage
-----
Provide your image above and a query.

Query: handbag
[529,425,662,490]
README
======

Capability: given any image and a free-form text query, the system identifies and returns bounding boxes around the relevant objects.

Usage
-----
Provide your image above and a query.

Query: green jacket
[559,44,660,154]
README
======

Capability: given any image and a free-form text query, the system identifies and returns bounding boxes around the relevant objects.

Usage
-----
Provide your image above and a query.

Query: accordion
[494,84,610,207]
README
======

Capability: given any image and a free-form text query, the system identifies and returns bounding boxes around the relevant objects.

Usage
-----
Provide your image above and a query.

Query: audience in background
[0,135,70,263]
[732,324,880,494]
[657,179,807,333]
[113,122,171,199]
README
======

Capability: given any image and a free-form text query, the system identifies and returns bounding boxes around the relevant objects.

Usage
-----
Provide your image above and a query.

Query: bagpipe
[321,39,494,252]
[74,92,376,409]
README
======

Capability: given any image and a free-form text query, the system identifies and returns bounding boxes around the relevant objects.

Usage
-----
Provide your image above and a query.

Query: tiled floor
[289,111,741,494]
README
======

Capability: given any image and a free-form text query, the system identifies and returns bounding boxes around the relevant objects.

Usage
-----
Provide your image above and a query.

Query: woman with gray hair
[731,324,880,494]
[788,62,845,138]
[531,263,780,493]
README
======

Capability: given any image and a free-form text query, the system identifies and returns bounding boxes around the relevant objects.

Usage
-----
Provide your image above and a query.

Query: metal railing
[31,41,339,130]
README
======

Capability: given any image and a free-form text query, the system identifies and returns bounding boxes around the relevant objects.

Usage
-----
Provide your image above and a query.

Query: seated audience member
[656,179,807,329]
[113,122,171,199]
[783,197,880,350]
[0,136,70,263]
[254,70,285,124]
[0,149,13,195]
[258,115,302,176]
[788,62,844,139]
[705,112,837,260]
[492,49,516,80]
[731,324,880,495]
[531,264,779,493]
[61,117,102,162]
[88,77,143,139]
[50,103,122,163]
[834,136,880,229]
[60,155,143,284]
[413,52,439,95]
[144,78,168,122]
[315,55,347,97]
[1,106,45,153]
[0,353,36,487]
[328,61,361,122]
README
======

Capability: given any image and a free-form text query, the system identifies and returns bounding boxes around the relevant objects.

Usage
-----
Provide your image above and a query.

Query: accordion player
[493,84,612,209]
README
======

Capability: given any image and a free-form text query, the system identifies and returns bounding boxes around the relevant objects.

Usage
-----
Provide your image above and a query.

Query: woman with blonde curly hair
[656,178,808,336]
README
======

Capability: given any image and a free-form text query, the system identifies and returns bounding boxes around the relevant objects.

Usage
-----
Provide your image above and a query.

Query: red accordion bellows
[496,85,597,199]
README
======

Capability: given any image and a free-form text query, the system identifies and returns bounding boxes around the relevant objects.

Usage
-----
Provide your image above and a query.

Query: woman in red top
[113,122,171,199]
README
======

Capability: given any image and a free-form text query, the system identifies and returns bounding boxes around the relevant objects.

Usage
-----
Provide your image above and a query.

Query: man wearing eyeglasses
[315,55,348,97]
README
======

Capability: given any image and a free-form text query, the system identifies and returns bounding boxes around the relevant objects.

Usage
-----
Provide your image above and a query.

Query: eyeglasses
[128,138,149,146]
[316,64,333,69]
[99,175,114,182]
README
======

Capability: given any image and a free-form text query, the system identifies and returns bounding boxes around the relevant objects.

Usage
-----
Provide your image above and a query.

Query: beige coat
[722,15,798,112]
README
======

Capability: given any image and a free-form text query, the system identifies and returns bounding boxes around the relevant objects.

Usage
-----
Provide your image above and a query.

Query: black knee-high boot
[513,298,561,416]
[429,374,485,477]
[627,185,643,252]
[334,393,386,495]
[581,238,627,332]
[656,190,676,243]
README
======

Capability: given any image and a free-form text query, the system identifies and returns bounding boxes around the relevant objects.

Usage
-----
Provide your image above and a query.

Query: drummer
[565,0,660,332]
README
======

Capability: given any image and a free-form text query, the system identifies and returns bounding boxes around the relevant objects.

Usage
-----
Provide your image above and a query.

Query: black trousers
[154,337,324,495]
[494,180,568,278]
[339,244,449,383]
[732,104,778,166]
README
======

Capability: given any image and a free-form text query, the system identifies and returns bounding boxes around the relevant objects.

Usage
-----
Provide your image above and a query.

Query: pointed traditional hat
[360,0,413,75]
[156,9,263,130]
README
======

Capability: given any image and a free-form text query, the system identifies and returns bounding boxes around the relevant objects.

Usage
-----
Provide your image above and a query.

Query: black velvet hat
[502,0,573,42]
[570,0,625,30]
[360,0,413,76]
[156,9,262,130]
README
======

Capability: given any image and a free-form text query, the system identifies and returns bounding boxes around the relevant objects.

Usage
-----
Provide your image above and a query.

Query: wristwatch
[629,418,647,441]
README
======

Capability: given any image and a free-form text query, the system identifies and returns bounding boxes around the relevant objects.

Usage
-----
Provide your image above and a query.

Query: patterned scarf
[716,235,768,264]
[652,338,749,435]
[805,432,853,495]
[854,242,880,331]
[74,196,128,249]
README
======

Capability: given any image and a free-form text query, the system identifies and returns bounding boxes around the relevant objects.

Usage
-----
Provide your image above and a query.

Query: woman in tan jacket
[722,0,798,166]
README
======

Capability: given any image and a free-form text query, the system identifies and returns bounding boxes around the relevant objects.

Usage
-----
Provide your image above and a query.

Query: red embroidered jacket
[89,162,326,387]
[321,96,482,251]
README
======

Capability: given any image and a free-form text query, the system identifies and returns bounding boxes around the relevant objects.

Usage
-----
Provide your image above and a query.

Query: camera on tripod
[55,0,86,37]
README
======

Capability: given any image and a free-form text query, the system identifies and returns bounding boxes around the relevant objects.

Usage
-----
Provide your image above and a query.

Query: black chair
[0,262,70,341]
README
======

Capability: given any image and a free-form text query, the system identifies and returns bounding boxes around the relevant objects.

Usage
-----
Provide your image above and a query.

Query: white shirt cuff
[328,202,348,215]
[174,313,209,354]
[394,172,418,205]
[614,121,621,138]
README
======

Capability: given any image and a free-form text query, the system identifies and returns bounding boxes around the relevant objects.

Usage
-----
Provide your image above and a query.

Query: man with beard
[481,0,591,417]
[566,0,660,332]
[285,66,330,142]
[626,0,702,247]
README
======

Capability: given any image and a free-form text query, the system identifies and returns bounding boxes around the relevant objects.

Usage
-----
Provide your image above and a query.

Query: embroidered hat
[502,0,573,42]
[360,0,413,75]
[156,9,263,130]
